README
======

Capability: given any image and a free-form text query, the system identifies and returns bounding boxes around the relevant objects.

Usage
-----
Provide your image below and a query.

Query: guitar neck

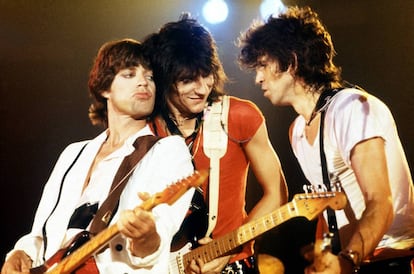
[48,198,158,274]
[48,197,160,274]
[182,191,347,264]
[41,170,208,274]
[48,224,119,274]
[183,200,300,263]
[172,192,345,273]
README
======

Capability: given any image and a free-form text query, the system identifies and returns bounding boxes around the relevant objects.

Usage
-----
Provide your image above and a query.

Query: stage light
[260,0,286,20]
[202,0,229,24]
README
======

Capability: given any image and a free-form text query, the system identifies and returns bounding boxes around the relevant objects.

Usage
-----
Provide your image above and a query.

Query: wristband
[338,250,361,273]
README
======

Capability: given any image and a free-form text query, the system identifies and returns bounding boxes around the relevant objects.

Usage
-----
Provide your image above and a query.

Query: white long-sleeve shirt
[7,125,195,273]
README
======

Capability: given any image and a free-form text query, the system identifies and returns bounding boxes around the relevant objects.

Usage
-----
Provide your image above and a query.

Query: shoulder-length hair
[88,38,150,127]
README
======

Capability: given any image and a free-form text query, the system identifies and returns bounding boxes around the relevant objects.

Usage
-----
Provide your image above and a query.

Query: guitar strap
[89,135,161,234]
[202,95,229,237]
[318,88,342,255]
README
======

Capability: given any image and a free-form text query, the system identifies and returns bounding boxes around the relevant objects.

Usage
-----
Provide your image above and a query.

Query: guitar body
[30,231,99,274]
[169,243,193,274]
[171,189,208,252]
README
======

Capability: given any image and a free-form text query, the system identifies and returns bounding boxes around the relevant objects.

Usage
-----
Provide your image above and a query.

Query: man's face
[168,73,214,117]
[254,55,295,106]
[103,65,156,120]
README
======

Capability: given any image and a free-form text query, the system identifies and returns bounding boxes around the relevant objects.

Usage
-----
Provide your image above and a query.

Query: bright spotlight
[202,0,229,24]
[260,0,286,20]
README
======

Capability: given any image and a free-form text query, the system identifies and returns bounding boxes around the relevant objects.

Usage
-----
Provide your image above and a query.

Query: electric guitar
[168,191,347,274]
[30,169,209,274]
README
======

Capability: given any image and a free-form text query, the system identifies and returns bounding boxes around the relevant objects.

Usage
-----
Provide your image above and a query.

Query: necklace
[162,110,204,156]
[168,114,191,127]
[189,125,202,158]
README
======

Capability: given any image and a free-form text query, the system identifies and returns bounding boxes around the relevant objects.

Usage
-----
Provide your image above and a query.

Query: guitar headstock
[140,169,208,211]
[293,192,347,221]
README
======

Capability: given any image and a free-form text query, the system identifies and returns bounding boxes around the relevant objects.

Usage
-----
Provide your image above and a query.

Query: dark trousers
[360,255,414,274]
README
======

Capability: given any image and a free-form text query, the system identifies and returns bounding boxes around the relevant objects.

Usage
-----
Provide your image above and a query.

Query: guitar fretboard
[182,192,341,264]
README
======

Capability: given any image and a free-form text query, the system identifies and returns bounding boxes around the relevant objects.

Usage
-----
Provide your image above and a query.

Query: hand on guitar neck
[19,170,208,274]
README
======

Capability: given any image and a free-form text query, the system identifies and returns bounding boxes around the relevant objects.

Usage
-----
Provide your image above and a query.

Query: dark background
[1,0,413,272]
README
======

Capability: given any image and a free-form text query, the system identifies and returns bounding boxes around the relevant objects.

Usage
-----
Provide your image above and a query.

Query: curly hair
[88,38,151,127]
[238,6,342,91]
[142,14,227,116]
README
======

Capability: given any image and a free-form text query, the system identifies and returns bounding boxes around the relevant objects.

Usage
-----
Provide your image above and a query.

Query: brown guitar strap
[89,135,161,234]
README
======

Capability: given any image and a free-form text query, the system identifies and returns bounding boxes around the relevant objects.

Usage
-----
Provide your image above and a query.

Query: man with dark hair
[238,6,414,274]
[143,15,288,273]
[2,38,196,273]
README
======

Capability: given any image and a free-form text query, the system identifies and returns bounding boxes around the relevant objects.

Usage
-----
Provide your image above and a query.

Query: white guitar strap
[203,95,229,237]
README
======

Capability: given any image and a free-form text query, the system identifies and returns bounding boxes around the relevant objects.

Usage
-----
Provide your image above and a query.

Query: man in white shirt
[2,38,196,274]
[238,6,414,274]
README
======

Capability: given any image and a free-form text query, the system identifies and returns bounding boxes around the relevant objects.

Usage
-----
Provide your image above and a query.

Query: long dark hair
[143,14,227,116]
[238,6,342,91]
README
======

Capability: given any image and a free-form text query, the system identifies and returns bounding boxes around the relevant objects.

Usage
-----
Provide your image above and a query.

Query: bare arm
[305,137,394,274]
[244,121,288,221]
[188,122,288,274]
[345,137,394,260]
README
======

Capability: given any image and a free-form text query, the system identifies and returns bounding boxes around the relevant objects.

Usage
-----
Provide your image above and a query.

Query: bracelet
[338,250,361,273]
